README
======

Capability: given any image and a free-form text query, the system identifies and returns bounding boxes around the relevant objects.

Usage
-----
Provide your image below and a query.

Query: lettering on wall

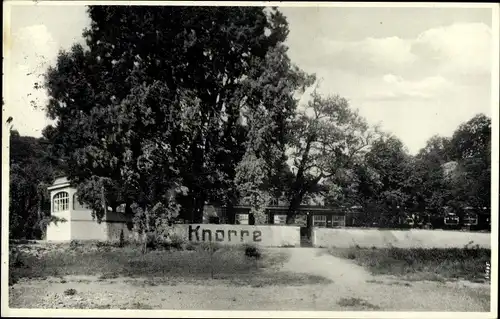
[188,225,262,243]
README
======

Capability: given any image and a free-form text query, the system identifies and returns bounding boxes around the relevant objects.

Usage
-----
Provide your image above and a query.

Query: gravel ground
[8,248,490,311]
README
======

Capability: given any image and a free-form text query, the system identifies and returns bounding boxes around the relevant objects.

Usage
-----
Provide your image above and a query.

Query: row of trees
[8,6,492,238]
[326,113,491,226]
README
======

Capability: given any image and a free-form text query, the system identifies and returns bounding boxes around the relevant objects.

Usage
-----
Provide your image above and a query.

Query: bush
[64,288,77,296]
[69,240,83,250]
[168,234,184,250]
[244,245,261,259]
[197,242,222,252]
[119,230,125,248]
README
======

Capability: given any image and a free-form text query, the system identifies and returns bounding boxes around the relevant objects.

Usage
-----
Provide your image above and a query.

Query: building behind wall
[45,176,361,242]
[205,195,361,229]
[46,176,134,242]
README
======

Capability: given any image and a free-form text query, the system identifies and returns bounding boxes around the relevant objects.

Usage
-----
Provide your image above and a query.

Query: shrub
[69,240,83,250]
[197,242,222,252]
[119,230,125,248]
[64,288,77,296]
[9,276,19,286]
[168,234,183,249]
[244,245,261,259]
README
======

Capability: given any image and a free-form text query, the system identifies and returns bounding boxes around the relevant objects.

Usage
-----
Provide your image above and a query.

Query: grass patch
[9,242,332,288]
[215,271,332,287]
[98,272,120,280]
[329,247,490,282]
[130,302,154,309]
[125,271,332,288]
[366,279,412,287]
[10,242,327,288]
[337,297,380,310]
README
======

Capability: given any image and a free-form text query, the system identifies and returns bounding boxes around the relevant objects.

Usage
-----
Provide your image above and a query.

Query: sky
[3,3,496,154]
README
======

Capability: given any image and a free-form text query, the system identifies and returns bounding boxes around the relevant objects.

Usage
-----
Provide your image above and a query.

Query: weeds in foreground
[9,242,332,288]
[329,247,490,282]
[10,243,280,280]
[130,302,154,309]
[337,297,380,310]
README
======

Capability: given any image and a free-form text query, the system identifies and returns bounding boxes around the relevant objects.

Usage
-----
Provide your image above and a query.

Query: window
[73,194,88,211]
[274,214,287,225]
[269,198,279,206]
[235,214,249,225]
[463,213,478,226]
[53,191,69,212]
[332,215,346,227]
[313,215,327,227]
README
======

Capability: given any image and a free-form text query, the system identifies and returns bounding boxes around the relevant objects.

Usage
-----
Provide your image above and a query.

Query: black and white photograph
[2,1,498,317]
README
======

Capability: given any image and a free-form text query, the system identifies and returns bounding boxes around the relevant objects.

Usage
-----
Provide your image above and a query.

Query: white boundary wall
[312,228,491,249]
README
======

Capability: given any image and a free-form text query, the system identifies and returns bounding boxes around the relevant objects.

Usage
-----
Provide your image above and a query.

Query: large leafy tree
[41,6,311,223]
[285,89,378,223]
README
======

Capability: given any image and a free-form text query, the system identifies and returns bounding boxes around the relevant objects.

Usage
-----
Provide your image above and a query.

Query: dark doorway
[249,213,255,225]
[300,213,313,247]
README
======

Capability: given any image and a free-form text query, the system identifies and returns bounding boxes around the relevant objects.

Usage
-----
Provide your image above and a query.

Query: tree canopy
[40,5,313,224]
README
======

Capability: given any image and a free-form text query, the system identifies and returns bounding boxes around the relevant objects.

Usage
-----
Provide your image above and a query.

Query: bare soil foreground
[9,245,490,311]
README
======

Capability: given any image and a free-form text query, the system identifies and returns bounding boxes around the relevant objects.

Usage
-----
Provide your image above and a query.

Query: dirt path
[279,247,491,311]
[8,248,491,312]
[282,248,372,284]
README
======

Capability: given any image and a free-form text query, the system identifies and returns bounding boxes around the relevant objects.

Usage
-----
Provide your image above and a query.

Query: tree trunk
[225,196,237,224]
[192,192,206,224]
[286,194,303,224]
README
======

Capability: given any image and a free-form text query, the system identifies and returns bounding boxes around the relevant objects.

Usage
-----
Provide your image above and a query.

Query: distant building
[209,194,361,229]
[46,176,133,242]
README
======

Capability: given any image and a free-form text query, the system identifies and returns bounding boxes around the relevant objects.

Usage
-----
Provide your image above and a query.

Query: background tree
[408,114,491,219]
[364,135,413,226]
[326,134,413,227]
[447,114,491,210]
[9,130,65,239]
[410,135,453,215]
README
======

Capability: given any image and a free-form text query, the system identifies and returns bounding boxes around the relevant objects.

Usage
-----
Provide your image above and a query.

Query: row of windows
[313,215,345,227]
[234,213,345,227]
[52,192,88,212]
[267,198,326,206]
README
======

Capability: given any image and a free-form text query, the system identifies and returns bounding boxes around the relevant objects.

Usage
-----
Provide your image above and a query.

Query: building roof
[53,176,70,185]
[47,176,71,191]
